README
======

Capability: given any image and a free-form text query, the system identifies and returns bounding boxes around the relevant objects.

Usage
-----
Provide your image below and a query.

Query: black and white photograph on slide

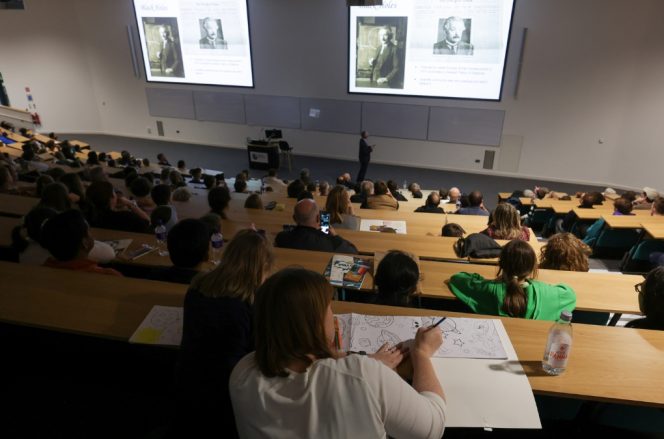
[355,17,407,89]
[199,17,228,50]
[142,17,185,78]
[433,17,474,55]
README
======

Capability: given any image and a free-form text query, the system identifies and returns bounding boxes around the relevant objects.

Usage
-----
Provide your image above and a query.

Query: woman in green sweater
[448,240,576,321]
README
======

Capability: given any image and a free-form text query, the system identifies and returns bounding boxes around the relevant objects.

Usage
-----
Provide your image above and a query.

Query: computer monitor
[265,129,282,139]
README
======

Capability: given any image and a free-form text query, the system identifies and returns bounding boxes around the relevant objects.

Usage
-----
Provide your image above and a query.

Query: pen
[333,317,341,350]
[431,317,447,328]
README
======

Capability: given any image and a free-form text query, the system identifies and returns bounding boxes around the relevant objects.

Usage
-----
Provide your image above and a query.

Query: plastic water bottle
[403,180,408,190]
[210,231,224,264]
[155,221,168,256]
[542,310,573,375]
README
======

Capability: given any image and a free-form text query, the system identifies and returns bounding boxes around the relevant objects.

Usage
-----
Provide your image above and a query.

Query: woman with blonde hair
[325,185,360,230]
[175,229,275,438]
[230,268,447,439]
[540,233,592,272]
[482,202,531,241]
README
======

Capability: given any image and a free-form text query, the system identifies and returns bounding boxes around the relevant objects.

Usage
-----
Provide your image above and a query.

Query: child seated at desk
[449,240,576,320]
[229,268,446,439]
[374,250,420,307]
[539,232,592,272]
[628,266,664,330]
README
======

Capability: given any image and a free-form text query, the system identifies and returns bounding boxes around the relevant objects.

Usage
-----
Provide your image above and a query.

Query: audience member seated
[287,179,306,199]
[89,166,107,183]
[230,268,446,439]
[234,178,248,193]
[208,186,231,219]
[482,203,531,241]
[627,267,664,330]
[40,210,122,276]
[203,174,216,190]
[275,199,358,254]
[244,193,263,209]
[86,181,150,233]
[350,180,373,206]
[149,219,210,284]
[151,184,178,226]
[297,190,314,201]
[582,197,633,246]
[157,153,171,166]
[367,180,398,210]
[336,172,355,190]
[39,182,73,212]
[408,182,423,199]
[652,196,664,216]
[177,160,188,174]
[325,185,360,230]
[86,151,99,166]
[176,229,274,438]
[0,165,19,194]
[634,187,658,210]
[306,182,317,193]
[455,191,489,216]
[263,168,287,191]
[299,168,311,185]
[189,168,204,184]
[556,192,596,235]
[441,223,466,238]
[448,187,461,205]
[438,188,449,202]
[374,250,420,307]
[539,233,591,272]
[415,192,445,214]
[199,213,222,236]
[35,174,54,197]
[387,180,407,201]
[449,240,576,320]
[20,149,49,172]
[318,181,330,197]
[169,169,187,189]
[129,176,156,213]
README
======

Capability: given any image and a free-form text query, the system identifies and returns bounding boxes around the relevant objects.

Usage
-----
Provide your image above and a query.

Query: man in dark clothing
[357,130,373,183]
[455,190,490,216]
[415,192,445,214]
[275,199,358,254]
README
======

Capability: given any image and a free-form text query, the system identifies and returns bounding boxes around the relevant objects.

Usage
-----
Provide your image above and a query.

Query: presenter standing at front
[357,130,374,183]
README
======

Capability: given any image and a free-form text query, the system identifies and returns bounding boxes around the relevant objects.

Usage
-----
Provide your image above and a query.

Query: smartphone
[124,244,156,261]
[320,211,331,234]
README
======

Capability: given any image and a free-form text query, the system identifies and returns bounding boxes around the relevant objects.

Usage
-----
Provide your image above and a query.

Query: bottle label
[547,342,571,368]
[212,239,223,249]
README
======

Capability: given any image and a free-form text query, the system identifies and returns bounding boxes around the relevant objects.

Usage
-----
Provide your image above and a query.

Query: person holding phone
[274,199,358,254]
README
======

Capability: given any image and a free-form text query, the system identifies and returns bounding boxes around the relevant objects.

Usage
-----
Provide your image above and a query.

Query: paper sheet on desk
[434,320,541,429]
[130,306,183,347]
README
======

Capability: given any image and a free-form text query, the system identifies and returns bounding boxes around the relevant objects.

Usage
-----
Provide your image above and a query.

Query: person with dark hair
[306,182,317,193]
[357,130,373,183]
[39,182,72,212]
[374,250,420,307]
[582,197,637,246]
[41,210,121,276]
[175,229,275,438]
[86,151,99,166]
[230,268,446,439]
[89,166,107,184]
[613,197,634,215]
[130,176,156,213]
[157,153,171,166]
[287,179,306,199]
[199,213,222,236]
[208,186,231,219]
[628,267,664,330]
[35,174,55,198]
[299,168,310,185]
[234,178,248,193]
[149,219,210,284]
[297,190,314,201]
[449,240,576,320]
[439,188,449,201]
[367,180,398,210]
[622,191,638,203]
[170,170,187,189]
[275,199,358,254]
[263,168,287,192]
[203,174,216,190]
[21,148,49,172]
[415,192,444,213]
[387,180,407,201]
[455,190,489,216]
[441,223,466,237]
[540,233,592,272]
[176,160,187,174]
[86,181,150,233]
[244,193,263,209]
[190,168,204,184]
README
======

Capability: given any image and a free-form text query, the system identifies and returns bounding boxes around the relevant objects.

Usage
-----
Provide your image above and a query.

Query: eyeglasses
[634,282,644,294]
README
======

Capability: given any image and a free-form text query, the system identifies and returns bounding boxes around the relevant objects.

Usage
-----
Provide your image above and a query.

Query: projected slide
[349,0,514,100]
[133,0,253,87]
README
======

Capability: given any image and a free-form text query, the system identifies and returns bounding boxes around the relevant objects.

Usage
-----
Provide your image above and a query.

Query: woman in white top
[229,268,447,439]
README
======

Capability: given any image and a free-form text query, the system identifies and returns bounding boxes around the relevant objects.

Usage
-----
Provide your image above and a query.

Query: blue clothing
[455,206,490,216]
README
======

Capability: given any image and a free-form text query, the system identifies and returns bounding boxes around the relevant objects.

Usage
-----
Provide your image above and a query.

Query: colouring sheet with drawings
[335,313,507,359]
[130,305,183,346]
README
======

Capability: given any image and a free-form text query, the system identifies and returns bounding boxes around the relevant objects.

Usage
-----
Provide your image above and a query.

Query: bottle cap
[560,310,573,322]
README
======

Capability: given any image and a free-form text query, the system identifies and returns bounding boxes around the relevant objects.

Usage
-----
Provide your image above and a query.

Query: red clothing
[482,225,531,242]
[43,258,122,277]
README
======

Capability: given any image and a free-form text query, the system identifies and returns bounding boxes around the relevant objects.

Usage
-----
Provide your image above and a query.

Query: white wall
[1,0,662,190]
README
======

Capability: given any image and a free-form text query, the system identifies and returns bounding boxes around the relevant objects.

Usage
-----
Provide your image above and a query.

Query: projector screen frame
[131,0,256,89]
[346,0,516,102]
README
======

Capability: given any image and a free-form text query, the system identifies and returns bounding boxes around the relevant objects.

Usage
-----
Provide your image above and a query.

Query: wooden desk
[0,261,661,407]
[69,140,90,150]
[3,131,30,143]
[0,145,23,158]
[31,133,55,144]
[601,215,663,230]
[0,193,39,217]
[643,223,664,240]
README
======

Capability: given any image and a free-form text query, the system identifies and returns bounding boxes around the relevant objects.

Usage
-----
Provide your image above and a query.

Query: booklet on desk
[323,255,373,289]
[129,305,183,347]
